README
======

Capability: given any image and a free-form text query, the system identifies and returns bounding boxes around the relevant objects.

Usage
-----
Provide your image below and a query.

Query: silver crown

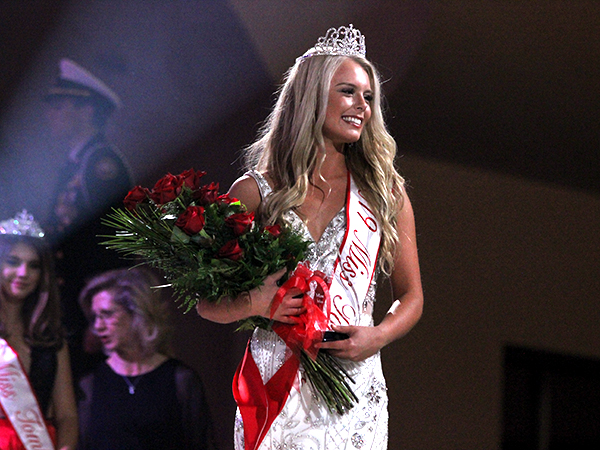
[0,210,45,238]
[298,24,366,62]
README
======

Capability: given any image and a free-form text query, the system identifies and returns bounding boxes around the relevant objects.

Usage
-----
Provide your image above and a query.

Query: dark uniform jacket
[45,132,133,377]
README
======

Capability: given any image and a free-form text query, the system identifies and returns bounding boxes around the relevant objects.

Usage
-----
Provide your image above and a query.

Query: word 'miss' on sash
[328,172,381,326]
[0,339,55,450]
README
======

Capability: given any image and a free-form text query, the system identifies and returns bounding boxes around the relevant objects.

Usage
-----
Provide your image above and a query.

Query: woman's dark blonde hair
[0,235,64,348]
[78,267,172,355]
[244,54,405,275]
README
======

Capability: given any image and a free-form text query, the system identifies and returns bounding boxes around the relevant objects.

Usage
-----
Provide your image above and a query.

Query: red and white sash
[233,172,381,450]
[328,172,381,326]
[0,339,55,450]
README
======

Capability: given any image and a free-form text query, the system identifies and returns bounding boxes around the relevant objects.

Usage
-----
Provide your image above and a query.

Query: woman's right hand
[248,269,305,324]
[196,268,304,324]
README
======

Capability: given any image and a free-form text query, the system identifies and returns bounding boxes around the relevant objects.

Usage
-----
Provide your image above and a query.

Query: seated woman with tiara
[196,24,423,450]
[0,210,78,450]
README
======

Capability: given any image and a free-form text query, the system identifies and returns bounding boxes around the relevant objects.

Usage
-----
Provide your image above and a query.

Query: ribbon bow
[270,263,331,360]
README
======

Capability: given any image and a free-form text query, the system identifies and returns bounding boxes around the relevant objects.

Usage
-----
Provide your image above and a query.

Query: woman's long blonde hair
[244,54,404,275]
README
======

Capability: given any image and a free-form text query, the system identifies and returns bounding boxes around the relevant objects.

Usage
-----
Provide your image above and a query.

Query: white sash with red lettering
[328,173,381,327]
[0,339,55,450]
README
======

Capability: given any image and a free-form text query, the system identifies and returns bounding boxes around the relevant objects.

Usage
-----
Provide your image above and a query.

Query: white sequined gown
[233,171,388,450]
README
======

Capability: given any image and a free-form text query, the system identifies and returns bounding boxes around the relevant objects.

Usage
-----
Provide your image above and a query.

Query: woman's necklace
[120,374,142,395]
[108,352,167,395]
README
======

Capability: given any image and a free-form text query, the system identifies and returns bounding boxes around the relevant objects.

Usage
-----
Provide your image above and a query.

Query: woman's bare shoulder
[228,174,261,212]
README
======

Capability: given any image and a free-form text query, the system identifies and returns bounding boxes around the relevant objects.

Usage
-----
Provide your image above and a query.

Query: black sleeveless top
[77,359,215,450]
[29,346,58,415]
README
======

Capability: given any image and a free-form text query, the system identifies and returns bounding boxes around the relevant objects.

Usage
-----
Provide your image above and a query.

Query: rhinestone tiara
[298,24,366,62]
[0,210,45,238]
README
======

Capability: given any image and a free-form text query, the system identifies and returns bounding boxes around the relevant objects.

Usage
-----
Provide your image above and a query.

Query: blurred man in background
[43,58,133,381]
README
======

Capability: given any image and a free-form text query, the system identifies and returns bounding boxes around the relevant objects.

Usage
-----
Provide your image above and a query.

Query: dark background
[1,1,598,449]
[1,1,598,197]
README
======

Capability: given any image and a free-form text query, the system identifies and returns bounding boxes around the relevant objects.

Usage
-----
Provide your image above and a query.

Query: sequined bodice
[249,171,377,322]
[250,170,344,274]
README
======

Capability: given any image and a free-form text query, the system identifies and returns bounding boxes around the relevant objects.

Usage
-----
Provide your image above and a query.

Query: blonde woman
[197,25,423,450]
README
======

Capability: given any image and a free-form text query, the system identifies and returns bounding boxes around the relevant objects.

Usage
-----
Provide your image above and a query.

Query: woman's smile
[322,58,373,149]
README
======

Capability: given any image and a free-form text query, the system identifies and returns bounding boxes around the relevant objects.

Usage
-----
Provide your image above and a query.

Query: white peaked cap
[46,58,122,110]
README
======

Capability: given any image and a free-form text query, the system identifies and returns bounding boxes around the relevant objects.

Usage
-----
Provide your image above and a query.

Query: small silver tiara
[298,24,366,62]
[0,210,45,238]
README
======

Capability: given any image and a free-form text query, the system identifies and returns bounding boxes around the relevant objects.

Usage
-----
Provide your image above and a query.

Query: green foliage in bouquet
[100,169,309,312]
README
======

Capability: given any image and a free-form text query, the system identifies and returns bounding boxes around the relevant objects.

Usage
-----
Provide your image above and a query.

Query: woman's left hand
[315,324,384,362]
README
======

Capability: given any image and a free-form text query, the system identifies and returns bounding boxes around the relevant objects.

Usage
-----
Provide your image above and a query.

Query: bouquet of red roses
[101,169,309,312]
[102,168,357,414]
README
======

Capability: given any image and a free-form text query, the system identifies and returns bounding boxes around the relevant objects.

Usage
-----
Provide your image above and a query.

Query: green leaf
[171,226,190,244]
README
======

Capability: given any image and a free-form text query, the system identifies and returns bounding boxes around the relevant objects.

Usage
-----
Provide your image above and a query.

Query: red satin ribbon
[233,264,331,450]
[0,419,57,450]
[232,340,299,450]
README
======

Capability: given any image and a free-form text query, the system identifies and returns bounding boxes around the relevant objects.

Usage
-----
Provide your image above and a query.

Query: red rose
[217,193,238,204]
[218,239,244,261]
[225,212,254,236]
[265,224,281,237]
[180,168,206,190]
[175,206,205,235]
[193,182,220,205]
[123,186,150,211]
[150,174,184,204]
